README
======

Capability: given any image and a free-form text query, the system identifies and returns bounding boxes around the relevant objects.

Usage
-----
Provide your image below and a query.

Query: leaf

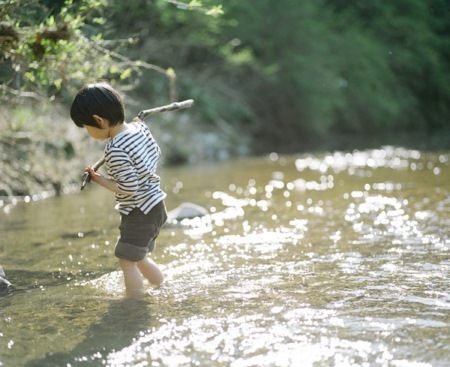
[166,67,176,78]
[120,67,133,80]
[206,5,223,16]
[24,72,36,82]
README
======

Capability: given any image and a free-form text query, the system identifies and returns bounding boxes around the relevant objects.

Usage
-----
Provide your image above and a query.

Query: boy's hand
[83,165,102,183]
[83,164,128,195]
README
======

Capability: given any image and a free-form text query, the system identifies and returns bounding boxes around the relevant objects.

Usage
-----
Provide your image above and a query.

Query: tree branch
[77,34,177,100]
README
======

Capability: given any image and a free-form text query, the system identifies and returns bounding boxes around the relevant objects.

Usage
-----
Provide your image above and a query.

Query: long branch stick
[138,99,193,120]
[80,99,194,190]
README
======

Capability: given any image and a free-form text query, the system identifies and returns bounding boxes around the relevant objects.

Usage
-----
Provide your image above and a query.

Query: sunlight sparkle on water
[1,148,449,367]
[295,147,425,173]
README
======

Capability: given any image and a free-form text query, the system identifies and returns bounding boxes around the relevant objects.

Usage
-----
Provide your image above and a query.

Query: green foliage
[0,0,134,100]
[326,0,450,132]
[105,0,233,111]
[1,0,449,152]
[216,0,450,146]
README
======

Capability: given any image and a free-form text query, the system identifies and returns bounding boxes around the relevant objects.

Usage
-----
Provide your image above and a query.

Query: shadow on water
[25,298,152,367]
[0,269,121,308]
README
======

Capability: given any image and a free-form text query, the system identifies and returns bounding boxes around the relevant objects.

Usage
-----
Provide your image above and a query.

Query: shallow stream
[1,146,449,366]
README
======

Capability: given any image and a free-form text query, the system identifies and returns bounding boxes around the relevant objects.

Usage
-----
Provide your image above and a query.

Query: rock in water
[167,202,208,222]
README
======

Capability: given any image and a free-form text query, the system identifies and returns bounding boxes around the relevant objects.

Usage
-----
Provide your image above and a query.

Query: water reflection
[0,146,449,366]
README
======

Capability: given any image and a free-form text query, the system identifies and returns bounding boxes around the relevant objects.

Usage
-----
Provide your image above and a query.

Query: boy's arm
[84,165,129,195]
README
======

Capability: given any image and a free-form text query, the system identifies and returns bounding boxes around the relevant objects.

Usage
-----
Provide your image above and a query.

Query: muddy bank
[0,131,81,199]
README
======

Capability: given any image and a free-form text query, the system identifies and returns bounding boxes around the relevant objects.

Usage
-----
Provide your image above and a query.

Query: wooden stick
[138,99,194,120]
[80,99,194,190]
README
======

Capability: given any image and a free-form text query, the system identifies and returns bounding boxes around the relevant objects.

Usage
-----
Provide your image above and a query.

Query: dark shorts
[115,200,168,262]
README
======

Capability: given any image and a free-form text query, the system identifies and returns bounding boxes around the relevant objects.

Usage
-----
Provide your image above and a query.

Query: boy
[70,82,167,298]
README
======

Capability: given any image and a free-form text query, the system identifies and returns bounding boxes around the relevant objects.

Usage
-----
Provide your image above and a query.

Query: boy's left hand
[83,165,102,183]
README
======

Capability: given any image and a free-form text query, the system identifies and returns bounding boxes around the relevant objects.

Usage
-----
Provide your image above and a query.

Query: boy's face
[84,125,109,141]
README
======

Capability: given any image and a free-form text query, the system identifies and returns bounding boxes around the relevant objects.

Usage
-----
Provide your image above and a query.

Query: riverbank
[1,103,449,206]
[0,102,249,204]
[0,130,76,198]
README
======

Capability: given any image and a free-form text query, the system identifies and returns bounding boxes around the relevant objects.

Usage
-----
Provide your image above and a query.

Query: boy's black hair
[70,82,125,128]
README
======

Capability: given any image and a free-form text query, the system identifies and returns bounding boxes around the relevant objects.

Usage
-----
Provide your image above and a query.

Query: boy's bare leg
[137,257,164,287]
[119,258,144,298]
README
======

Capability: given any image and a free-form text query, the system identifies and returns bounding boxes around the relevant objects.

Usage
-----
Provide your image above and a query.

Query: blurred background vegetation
[1,0,449,195]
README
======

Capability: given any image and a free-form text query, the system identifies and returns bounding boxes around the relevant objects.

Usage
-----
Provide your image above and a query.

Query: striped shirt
[104,122,166,215]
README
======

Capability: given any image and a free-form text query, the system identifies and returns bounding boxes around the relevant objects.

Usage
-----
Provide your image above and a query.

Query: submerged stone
[167,202,208,222]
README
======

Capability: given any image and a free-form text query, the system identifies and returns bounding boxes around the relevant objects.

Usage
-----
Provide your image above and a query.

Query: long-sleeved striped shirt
[104,122,166,215]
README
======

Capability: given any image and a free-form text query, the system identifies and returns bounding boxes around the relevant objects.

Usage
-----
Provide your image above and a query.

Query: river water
[0,146,449,367]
